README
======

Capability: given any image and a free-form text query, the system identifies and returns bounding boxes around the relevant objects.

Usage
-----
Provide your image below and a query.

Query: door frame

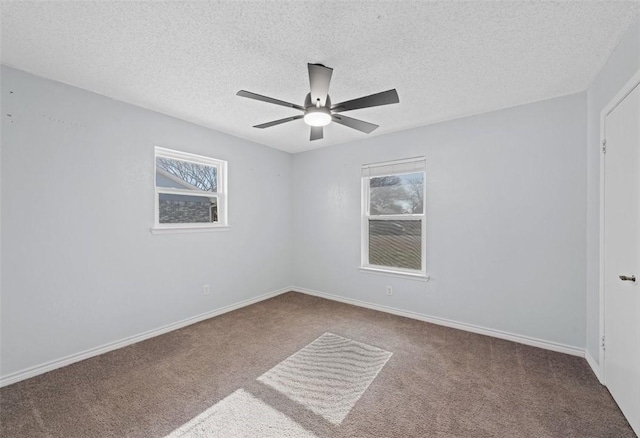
[599,67,640,385]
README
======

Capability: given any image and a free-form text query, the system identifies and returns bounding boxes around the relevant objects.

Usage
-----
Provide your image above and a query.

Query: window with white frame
[154,147,227,229]
[361,157,426,276]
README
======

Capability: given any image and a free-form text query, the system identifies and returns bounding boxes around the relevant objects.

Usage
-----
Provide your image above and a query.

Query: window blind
[362,157,426,178]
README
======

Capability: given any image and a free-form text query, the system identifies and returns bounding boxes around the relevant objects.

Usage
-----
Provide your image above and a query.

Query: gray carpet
[0,292,635,437]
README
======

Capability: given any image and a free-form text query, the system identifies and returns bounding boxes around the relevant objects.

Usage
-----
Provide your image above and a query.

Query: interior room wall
[5,13,637,382]
[292,92,588,350]
[585,16,640,367]
[0,66,293,381]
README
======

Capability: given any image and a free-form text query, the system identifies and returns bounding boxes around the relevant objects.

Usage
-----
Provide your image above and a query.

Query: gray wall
[586,16,640,364]
[0,66,292,377]
[292,93,587,348]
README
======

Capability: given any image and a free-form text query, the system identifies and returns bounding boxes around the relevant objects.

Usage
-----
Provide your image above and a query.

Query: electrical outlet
[203,284,210,295]
[386,286,393,296]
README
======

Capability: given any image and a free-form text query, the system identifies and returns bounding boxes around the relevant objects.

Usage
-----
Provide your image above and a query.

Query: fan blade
[310,126,323,141]
[308,64,333,107]
[331,114,378,134]
[254,115,303,129]
[331,89,399,113]
[237,90,304,111]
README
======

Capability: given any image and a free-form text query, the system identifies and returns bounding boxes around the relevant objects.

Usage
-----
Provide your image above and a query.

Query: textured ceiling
[1,1,639,153]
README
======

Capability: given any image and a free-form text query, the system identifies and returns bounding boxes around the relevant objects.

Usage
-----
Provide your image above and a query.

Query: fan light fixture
[304,106,331,127]
[237,63,399,141]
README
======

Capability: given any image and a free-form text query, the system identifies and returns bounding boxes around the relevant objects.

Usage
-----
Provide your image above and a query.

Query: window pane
[369,220,421,270]
[156,157,217,192]
[159,194,217,224]
[369,172,423,215]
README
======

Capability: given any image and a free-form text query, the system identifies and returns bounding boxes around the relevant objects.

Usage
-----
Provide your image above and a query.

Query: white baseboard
[1,286,588,388]
[292,286,585,357]
[0,287,291,388]
[585,350,603,384]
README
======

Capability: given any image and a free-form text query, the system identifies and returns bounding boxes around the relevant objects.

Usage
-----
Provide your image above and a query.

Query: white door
[603,80,640,435]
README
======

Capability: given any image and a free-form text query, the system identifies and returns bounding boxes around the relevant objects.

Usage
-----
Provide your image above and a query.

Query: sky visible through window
[370,172,423,215]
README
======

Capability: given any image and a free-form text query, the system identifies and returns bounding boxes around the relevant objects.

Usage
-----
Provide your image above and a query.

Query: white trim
[292,286,585,357]
[362,156,426,169]
[154,146,228,229]
[364,214,425,220]
[358,266,430,281]
[599,100,607,382]
[151,225,231,234]
[1,286,588,388]
[156,187,217,198]
[585,350,603,384]
[0,287,290,388]
[361,158,427,277]
[154,146,224,167]
[598,67,640,385]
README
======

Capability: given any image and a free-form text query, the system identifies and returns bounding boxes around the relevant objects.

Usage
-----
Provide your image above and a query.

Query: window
[153,147,227,231]
[361,157,426,277]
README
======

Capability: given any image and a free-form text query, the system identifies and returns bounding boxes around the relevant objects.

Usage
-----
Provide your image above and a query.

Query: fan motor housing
[303,93,332,126]
[304,93,331,109]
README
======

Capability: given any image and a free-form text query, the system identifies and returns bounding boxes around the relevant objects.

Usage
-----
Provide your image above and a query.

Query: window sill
[359,266,430,281]
[151,225,231,234]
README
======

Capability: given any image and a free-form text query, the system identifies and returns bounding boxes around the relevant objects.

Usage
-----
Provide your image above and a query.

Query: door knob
[619,275,636,282]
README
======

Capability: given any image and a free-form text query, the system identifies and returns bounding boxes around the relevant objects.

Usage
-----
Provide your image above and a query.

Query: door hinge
[601,335,606,350]
[601,139,607,154]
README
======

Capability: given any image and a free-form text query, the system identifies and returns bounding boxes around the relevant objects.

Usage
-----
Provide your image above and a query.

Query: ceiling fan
[237,63,399,141]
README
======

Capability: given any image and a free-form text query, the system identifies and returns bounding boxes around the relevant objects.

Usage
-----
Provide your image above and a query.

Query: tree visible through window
[156,157,217,192]
[362,158,426,275]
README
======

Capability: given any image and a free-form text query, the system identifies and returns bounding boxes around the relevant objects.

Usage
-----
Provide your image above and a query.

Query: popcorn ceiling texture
[1,1,638,153]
